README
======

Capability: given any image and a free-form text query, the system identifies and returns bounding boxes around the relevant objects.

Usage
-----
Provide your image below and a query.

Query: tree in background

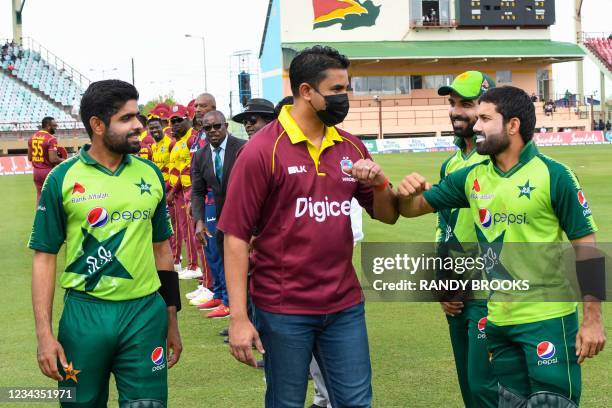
[140,93,177,116]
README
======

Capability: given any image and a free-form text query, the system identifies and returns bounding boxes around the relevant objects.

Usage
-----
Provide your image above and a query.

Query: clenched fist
[397,173,431,199]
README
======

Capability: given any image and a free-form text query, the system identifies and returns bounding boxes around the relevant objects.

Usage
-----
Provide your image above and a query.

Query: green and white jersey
[423,141,597,325]
[435,147,488,294]
[28,145,173,301]
[436,147,488,244]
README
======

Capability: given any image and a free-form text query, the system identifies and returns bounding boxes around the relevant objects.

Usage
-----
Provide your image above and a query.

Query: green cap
[438,71,495,100]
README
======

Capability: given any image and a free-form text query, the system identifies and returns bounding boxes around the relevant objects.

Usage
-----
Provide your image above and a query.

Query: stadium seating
[0,70,75,131]
[583,37,612,72]
[1,48,82,107]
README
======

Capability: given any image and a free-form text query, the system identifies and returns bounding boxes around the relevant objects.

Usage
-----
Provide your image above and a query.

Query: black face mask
[310,89,350,126]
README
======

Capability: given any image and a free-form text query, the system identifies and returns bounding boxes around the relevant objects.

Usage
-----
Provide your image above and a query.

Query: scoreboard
[457,0,555,27]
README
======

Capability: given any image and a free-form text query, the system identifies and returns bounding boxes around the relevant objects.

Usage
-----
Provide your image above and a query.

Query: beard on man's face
[103,128,141,154]
[451,114,476,139]
[475,128,510,156]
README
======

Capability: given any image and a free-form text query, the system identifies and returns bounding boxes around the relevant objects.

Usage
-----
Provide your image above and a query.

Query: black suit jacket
[191,134,246,223]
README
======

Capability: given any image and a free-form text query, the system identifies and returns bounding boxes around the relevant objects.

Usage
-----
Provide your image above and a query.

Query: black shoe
[223,336,229,344]
[256,359,264,369]
[219,328,229,336]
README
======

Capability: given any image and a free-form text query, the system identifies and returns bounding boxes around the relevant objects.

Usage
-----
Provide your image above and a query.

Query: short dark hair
[204,110,227,123]
[479,86,536,143]
[41,116,55,129]
[147,117,162,126]
[274,96,294,117]
[289,46,350,97]
[79,80,139,137]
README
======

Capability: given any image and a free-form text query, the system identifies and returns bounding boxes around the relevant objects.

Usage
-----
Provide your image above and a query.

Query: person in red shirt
[219,46,398,407]
[28,116,64,204]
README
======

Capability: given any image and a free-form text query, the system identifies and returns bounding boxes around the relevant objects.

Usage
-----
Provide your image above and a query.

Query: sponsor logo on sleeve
[578,190,592,216]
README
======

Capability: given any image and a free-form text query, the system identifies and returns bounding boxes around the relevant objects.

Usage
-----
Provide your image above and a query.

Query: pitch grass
[1,145,611,407]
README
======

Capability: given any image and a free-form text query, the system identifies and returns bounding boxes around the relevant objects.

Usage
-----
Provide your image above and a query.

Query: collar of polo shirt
[278,105,344,175]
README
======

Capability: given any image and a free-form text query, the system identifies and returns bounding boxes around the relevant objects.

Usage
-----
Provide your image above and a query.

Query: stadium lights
[185,34,208,92]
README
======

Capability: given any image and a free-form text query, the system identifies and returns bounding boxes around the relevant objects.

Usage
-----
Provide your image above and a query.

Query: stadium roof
[281,40,584,62]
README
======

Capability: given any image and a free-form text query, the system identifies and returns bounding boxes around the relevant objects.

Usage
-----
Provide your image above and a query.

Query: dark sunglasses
[170,117,185,124]
[242,115,260,126]
[203,123,225,132]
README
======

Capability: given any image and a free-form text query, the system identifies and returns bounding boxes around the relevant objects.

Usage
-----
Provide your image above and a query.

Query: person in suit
[191,110,246,318]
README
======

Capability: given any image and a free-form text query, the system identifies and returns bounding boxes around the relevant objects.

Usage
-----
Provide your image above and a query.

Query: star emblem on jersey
[517,180,536,199]
[135,178,152,195]
[65,228,132,291]
[63,362,80,383]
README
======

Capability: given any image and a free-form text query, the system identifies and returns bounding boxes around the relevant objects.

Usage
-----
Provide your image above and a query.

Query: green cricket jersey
[28,145,173,301]
[436,146,488,244]
[423,141,597,325]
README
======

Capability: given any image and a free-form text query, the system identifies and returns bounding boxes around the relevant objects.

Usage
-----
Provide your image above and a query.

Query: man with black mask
[219,45,397,407]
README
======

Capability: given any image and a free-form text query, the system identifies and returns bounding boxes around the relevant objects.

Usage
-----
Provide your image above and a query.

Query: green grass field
[1,145,611,407]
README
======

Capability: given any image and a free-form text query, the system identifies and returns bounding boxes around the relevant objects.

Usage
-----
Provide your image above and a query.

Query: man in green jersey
[29,80,182,407]
[436,71,497,408]
[397,86,606,406]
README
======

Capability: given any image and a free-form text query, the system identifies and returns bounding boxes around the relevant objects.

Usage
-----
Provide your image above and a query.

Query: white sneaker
[186,285,204,300]
[189,288,215,306]
[179,267,203,280]
[174,263,183,272]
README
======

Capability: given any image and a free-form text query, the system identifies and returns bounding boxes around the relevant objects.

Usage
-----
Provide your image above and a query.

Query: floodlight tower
[575,0,584,100]
[12,0,27,45]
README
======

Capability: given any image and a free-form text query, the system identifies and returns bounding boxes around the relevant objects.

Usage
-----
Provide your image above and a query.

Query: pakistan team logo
[135,178,152,195]
[517,180,536,199]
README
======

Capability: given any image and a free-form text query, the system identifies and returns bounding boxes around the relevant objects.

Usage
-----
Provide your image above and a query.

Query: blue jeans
[204,192,227,305]
[254,302,372,408]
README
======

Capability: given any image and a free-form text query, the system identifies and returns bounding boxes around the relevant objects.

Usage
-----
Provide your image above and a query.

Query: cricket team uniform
[436,145,497,408]
[219,105,375,407]
[167,128,204,270]
[28,146,173,407]
[423,141,598,404]
[152,134,178,260]
[28,130,59,202]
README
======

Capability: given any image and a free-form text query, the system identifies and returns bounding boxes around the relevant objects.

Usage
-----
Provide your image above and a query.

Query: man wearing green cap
[435,71,498,408]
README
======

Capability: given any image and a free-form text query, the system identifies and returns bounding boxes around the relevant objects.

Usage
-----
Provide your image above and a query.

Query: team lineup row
[27,45,605,407]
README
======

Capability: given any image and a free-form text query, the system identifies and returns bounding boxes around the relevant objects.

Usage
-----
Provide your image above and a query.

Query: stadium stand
[0,38,87,134]
[583,36,612,72]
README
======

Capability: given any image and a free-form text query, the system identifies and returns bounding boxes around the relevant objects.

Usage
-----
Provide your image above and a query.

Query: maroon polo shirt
[218,106,374,314]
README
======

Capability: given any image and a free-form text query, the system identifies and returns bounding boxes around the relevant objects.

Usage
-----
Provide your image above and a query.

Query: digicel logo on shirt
[295,197,351,223]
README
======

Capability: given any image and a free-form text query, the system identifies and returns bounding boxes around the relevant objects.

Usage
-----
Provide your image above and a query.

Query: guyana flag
[313,0,381,30]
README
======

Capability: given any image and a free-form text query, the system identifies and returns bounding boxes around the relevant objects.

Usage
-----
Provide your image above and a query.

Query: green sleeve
[151,163,173,243]
[546,158,598,240]
[423,165,473,211]
[435,157,453,242]
[28,170,66,253]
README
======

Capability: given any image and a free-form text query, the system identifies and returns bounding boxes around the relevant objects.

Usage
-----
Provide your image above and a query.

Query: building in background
[259,0,592,137]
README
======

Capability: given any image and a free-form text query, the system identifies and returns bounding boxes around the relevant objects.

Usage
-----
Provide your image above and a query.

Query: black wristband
[157,270,182,311]
[576,257,606,301]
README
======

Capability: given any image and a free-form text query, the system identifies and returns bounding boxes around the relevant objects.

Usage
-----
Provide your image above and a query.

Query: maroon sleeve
[218,141,271,243]
[354,142,375,218]
[47,136,58,151]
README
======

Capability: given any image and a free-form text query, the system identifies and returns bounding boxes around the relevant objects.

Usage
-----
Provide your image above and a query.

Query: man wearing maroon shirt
[219,46,398,407]
[27,117,64,204]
